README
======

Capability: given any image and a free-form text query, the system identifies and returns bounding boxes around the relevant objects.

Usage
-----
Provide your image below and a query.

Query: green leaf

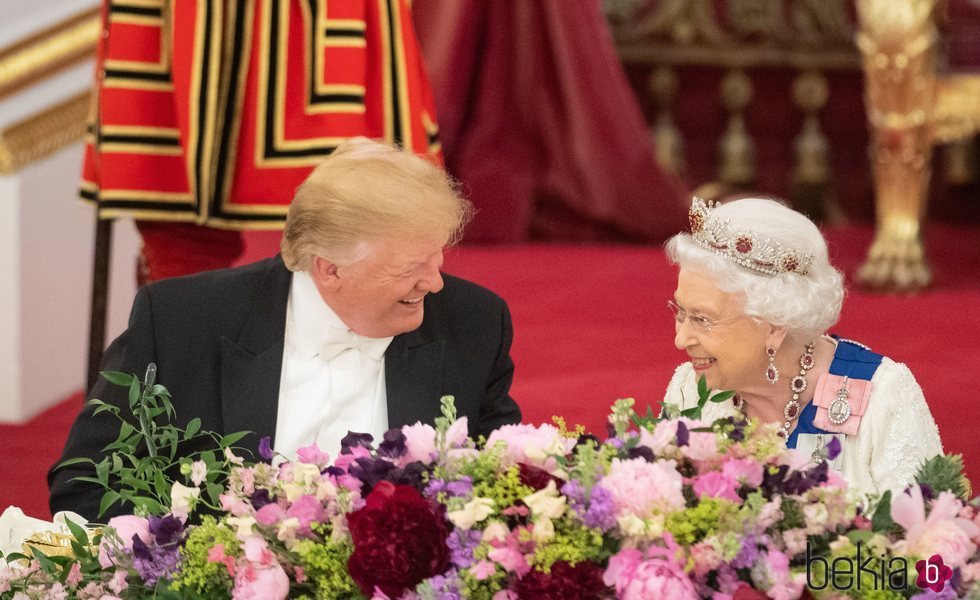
[128,378,141,409]
[871,490,895,532]
[98,491,121,517]
[29,546,59,572]
[219,431,250,447]
[696,374,709,400]
[184,417,201,439]
[55,456,95,469]
[63,517,90,547]
[101,371,136,387]
[709,390,735,403]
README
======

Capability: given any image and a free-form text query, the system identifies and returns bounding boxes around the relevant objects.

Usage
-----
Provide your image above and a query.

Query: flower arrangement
[1,368,978,599]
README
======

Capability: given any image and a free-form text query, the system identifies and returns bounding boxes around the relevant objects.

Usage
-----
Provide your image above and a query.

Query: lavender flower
[731,535,760,569]
[425,477,473,499]
[258,436,274,462]
[446,529,482,569]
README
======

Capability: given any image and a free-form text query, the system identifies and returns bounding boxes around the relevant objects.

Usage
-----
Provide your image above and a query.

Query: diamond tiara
[687,197,814,277]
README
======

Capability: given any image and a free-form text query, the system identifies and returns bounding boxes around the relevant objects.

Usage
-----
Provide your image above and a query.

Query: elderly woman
[663,197,942,496]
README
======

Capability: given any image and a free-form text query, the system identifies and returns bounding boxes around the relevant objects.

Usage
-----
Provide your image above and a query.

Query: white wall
[0,145,139,424]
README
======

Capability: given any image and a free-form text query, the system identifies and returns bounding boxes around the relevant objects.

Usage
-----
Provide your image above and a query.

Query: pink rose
[601,458,686,517]
[604,541,698,600]
[232,562,289,600]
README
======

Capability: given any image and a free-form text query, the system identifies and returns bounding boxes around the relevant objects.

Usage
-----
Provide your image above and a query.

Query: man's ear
[310,256,342,292]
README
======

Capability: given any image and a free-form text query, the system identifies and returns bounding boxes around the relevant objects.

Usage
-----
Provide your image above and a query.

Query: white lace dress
[663,355,944,497]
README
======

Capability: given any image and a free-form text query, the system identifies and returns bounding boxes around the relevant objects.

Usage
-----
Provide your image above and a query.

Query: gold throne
[856,0,980,291]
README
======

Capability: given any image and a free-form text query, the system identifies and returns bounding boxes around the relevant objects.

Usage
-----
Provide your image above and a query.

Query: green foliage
[915,454,972,500]
[632,375,734,430]
[664,498,733,546]
[55,363,250,519]
[292,537,361,599]
[169,515,238,597]
[529,521,607,573]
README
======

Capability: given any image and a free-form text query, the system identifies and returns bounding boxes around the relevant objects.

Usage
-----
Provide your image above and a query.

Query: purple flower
[423,569,463,599]
[675,421,689,447]
[426,477,473,499]
[447,529,483,569]
[825,436,842,461]
[377,429,408,460]
[627,445,655,462]
[340,431,375,454]
[258,436,274,462]
[251,488,274,510]
[583,484,617,532]
[131,531,183,586]
[731,535,760,569]
[148,515,184,546]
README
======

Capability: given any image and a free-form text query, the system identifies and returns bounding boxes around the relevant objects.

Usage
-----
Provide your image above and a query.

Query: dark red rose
[347,480,449,598]
[732,583,770,599]
[518,463,565,491]
[513,560,608,599]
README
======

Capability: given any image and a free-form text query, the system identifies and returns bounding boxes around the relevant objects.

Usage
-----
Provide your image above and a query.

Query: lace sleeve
[663,363,698,412]
[863,359,944,494]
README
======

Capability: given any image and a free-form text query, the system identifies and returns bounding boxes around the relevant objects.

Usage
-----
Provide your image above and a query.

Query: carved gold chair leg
[855,0,939,291]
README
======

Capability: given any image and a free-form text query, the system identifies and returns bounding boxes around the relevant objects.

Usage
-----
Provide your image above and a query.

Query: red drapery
[412,0,688,243]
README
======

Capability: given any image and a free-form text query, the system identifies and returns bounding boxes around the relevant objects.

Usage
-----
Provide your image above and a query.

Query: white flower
[227,515,257,538]
[522,481,566,520]
[531,517,555,542]
[170,482,201,520]
[190,460,208,486]
[447,497,495,530]
[803,503,829,534]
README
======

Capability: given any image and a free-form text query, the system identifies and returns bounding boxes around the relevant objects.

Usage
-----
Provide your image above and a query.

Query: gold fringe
[0,7,100,100]
[0,92,90,174]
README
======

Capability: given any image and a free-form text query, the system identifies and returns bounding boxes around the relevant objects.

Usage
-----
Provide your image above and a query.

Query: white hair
[665,197,845,343]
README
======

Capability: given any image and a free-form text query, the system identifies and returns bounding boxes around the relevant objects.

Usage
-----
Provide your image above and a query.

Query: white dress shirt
[274,271,393,462]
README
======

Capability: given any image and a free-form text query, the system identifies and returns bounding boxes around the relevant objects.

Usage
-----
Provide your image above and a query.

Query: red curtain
[412,0,688,243]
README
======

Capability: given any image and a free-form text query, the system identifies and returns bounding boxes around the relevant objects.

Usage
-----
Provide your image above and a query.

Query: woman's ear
[310,255,342,292]
[766,324,789,351]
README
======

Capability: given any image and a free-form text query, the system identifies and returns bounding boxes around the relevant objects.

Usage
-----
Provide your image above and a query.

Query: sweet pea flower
[400,422,437,465]
[892,486,979,568]
[295,444,331,468]
[522,480,567,520]
[170,482,201,520]
[721,457,764,488]
[226,515,257,538]
[469,560,497,580]
[681,428,719,462]
[286,494,326,536]
[692,471,741,503]
[638,419,678,454]
[445,417,470,447]
[190,460,208,486]
[481,520,510,543]
[447,497,495,530]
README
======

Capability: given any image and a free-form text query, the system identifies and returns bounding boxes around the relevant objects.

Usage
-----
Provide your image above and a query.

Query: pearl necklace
[732,342,816,440]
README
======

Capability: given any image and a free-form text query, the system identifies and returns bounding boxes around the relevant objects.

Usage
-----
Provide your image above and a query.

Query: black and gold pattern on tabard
[253,0,411,168]
[103,0,173,92]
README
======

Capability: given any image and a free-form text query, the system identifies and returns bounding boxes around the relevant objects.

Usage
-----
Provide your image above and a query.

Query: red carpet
[3,224,978,519]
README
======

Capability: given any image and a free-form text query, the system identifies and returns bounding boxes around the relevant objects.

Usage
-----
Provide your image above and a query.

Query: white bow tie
[318,329,391,362]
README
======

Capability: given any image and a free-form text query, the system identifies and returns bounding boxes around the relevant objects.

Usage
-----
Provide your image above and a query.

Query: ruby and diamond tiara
[687,197,814,277]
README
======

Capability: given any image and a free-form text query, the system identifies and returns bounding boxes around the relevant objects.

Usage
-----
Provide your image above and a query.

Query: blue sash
[786,338,883,449]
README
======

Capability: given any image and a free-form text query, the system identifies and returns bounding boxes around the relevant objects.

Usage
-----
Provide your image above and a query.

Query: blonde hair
[281,137,473,271]
[665,197,845,344]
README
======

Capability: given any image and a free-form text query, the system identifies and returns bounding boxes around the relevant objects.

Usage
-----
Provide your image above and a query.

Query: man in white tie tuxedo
[50,138,521,520]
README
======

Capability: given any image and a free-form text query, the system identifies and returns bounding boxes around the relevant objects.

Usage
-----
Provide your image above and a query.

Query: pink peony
[892,487,979,568]
[692,471,741,503]
[232,562,289,600]
[600,458,686,517]
[604,537,698,600]
[485,423,573,471]
[99,515,151,568]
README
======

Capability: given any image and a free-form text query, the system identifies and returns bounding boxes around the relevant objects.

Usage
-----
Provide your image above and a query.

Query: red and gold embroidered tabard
[81,0,440,229]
